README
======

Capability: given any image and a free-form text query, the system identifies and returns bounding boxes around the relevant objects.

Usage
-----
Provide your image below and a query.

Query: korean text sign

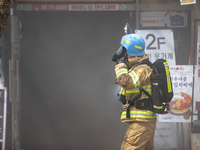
[135,30,176,65]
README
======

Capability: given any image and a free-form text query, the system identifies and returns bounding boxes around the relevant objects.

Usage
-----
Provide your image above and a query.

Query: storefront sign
[135,29,176,65]
[181,0,196,5]
[120,4,134,10]
[165,11,188,28]
[32,4,68,11]
[140,12,165,27]
[140,11,188,28]
[15,3,134,11]
[68,4,119,11]
[171,15,184,26]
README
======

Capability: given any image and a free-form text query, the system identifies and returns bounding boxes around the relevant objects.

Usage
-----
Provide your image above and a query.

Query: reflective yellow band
[126,85,152,95]
[164,62,172,93]
[143,85,152,95]
[153,83,158,85]
[116,68,128,78]
[121,110,156,119]
[129,71,140,88]
[119,87,126,95]
[153,105,163,109]
[126,88,140,93]
[135,45,142,50]
[123,39,130,44]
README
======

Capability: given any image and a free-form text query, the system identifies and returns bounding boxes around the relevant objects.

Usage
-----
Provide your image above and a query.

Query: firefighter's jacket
[0,0,11,38]
[115,54,156,123]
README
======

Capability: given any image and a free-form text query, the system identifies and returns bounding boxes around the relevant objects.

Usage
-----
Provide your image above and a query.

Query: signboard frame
[195,21,200,111]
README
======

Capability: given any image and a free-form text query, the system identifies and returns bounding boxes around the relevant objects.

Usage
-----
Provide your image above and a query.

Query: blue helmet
[120,34,145,56]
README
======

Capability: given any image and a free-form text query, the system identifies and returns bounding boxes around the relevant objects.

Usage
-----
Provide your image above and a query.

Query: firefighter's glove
[120,104,129,113]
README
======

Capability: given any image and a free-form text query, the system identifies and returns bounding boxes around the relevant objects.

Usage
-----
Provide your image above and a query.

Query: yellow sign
[181,0,196,5]
[182,0,195,2]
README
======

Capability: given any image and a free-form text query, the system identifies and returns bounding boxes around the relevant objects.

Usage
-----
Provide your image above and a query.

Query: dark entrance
[20,11,134,150]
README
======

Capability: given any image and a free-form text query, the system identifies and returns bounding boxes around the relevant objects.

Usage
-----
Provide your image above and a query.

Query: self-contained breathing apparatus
[112,25,173,115]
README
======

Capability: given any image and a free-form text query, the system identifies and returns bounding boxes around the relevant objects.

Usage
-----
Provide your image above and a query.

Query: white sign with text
[135,30,176,65]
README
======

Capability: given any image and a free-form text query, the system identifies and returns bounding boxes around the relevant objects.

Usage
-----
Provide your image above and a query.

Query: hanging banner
[135,29,176,65]
[159,65,197,122]
[195,22,200,111]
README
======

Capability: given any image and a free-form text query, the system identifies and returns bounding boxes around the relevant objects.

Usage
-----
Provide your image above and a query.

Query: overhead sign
[140,12,165,27]
[68,4,119,11]
[135,30,176,65]
[32,4,68,11]
[181,0,196,5]
[15,3,134,11]
[165,11,188,28]
[140,11,188,28]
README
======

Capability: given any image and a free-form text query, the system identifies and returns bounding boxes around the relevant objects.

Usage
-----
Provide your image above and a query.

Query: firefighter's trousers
[120,121,156,150]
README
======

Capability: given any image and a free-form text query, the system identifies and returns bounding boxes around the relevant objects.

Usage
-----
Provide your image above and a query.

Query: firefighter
[0,0,11,38]
[114,34,156,150]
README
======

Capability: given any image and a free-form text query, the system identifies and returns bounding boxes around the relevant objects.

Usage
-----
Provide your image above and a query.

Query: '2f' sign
[146,34,165,50]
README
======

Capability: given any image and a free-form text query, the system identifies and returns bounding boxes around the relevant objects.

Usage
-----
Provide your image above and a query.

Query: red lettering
[88,5,92,10]
[72,5,88,10]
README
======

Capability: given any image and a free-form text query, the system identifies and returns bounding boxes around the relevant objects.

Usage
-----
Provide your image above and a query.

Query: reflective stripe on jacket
[121,110,156,119]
